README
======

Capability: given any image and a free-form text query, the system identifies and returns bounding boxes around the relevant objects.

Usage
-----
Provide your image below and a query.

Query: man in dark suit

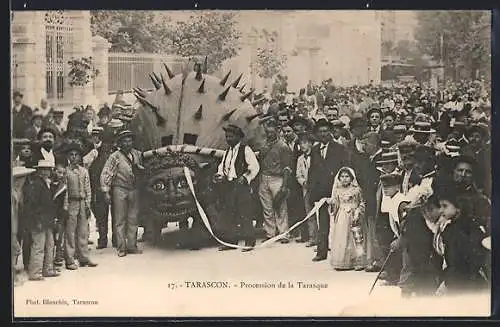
[12,91,33,138]
[31,128,56,166]
[308,118,350,262]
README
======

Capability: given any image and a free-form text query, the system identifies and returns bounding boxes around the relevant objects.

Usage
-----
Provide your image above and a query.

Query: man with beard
[449,155,491,234]
[398,139,418,195]
[309,118,350,261]
[101,130,144,257]
[32,128,56,166]
[12,91,33,138]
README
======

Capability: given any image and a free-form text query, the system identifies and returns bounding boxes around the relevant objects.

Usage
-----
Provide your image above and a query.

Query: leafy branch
[67,56,99,87]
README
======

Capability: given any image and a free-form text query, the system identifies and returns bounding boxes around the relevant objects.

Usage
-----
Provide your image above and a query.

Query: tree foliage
[163,12,241,73]
[415,11,491,79]
[251,28,287,80]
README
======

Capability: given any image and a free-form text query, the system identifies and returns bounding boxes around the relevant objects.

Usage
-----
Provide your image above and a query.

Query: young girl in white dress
[327,167,366,271]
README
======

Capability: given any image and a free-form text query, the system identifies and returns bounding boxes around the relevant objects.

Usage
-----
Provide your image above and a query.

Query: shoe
[118,251,127,257]
[137,236,144,243]
[335,267,354,271]
[218,245,236,251]
[354,266,365,271]
[66,263,78,270]
[190,246,200,251]
[79,261,98,267]
[127,248,143,254]
[365,263,381,272]
[296,238,308,243]
[242,247,254,252]
[43,271,60,277]
[312,255,327,262]
[306,242,318,248]
[28,275,44,281]
[88,240,94,245]
[54,260,64,267]
[261,237,272,243]
[279,238,290,244]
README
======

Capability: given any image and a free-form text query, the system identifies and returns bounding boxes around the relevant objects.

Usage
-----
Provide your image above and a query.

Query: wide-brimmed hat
[393,124,407,133]
[37,127,56,139]
[330,119,345,128]
[116,129,135,142]
[409,121,436,134]
[222,124,244,138]
[467,123,489,139]
[383,111,396,119]
[91,126,104,135]
[108,119,124,129]
[13,138,31,147]
[451,154,478,169]
[376,151,399,165]
[13,166,36,178]
[288,114,310,128]
[35,159,55,169]
[53,110,64,117]
[314,118,333,131]
[366,106,383,120]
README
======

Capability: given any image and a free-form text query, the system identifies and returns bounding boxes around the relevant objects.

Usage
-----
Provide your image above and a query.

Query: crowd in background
[11,77,492,297]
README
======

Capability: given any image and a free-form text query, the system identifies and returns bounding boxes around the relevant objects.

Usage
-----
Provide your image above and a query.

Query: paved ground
[13,219,490,318]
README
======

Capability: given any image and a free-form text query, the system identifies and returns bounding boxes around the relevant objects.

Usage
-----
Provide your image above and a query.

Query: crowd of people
[11,77,492,298]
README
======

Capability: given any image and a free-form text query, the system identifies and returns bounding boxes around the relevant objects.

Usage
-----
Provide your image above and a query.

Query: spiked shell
[130,64,266,152]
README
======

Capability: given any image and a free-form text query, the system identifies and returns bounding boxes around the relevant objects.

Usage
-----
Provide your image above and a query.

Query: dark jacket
[13,104,33,138]
[399,208,443,295]
[23,175,57,229]
[308,141,350,203]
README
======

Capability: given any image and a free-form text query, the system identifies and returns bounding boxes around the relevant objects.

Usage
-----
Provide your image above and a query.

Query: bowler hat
[288,114,310,128]
[116,130,135,142]
[108,119,124,129]
[222,124,244,138]
[314,118,332,131]
[37,127,56,139]
[409,121,436,134]
[13,138,31,147]
[376,151,399,165]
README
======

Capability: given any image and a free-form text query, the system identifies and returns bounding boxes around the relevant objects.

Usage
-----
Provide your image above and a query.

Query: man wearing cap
[24,110,44,141]
[397,139,418,195]
[392,124,407,143]
[214,124,260,251]
[309,118,350,261]
[13,138,36,168]
[23,160,60,280]
[63,143,97,269]
[101,130,144,257]
[52,110,66,135]
[12,165,36,286]
[257,116,293,244]
[331,120,348,146]
[13,91,33,139]
[406,121,436,147]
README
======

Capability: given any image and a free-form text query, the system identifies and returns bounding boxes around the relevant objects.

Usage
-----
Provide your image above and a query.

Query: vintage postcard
[11,10,492,318]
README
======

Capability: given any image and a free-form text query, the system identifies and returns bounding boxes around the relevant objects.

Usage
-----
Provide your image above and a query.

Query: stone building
[221,11,382,92]
[11,10,111,111]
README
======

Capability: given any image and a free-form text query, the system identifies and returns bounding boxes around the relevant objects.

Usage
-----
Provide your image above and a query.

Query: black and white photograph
[11,9,492,317]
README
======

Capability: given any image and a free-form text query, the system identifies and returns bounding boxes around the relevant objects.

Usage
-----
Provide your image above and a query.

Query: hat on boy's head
[409,121,436,134]
[222,124,244,138]
[97,105,112,117]
[35,159,55,169]
[397,139,419,153]
[116,130,135,142]
[297,132,314,143]
[63,142,84,155]
[380,173,403,188]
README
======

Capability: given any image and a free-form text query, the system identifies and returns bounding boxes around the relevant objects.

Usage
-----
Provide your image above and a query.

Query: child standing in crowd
[23,160,59,281]
[52,158,68,268]
[435,189,490,295]
[327,167,366,271]
[295,132,316,247]
[63,143,97,270]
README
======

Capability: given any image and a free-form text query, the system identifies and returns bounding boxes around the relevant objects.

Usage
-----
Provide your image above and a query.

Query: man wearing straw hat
[101,130,144,257]
[12,165,36,285]
[22,160,60,280]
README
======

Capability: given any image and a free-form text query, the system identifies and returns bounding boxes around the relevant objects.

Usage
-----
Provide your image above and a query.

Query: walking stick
[368,248,394,295]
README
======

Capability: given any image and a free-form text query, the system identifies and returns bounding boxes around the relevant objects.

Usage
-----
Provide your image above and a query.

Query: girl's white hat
[35,160,55,169]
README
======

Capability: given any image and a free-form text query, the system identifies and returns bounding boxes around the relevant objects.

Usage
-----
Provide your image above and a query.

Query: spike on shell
[202,56,208,74]
[149,74,161,90]
[231,73,243,88]
[163,63,175,79]
[218,86,231,101]
[194,105,203,120]
[221,109,237,122]
[240,90,254,102]
[134,93,166,126]
[160,74,171,95]
[195,67,203,81]
[239,84,246,93]
[198,79,206,93]
[220,71,231,86]
[246,113,261,123]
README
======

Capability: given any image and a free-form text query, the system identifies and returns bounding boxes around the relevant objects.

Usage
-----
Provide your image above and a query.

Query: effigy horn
[232,73,243,88]
[239,84,246,93]
[195,66,203,81]
[194,105,203,120]
[149,74,161,90]
[160,74,171,95]
[198,79,205,93]
[218,86,231,101]
[221,109,237,122]
[202,56,208,73]
[246,113,261,123]
[240,90,254,102]
[220,71,231,86]
[163,63,175,79]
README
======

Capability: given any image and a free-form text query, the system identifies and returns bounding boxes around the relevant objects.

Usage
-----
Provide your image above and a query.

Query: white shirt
[38,107,51,117]
[13,103,22,113]
[41,147,55,166]
[355,139,364,153]
[319,142,329,159]
[217,142,260,184]
[296,152,311,190]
